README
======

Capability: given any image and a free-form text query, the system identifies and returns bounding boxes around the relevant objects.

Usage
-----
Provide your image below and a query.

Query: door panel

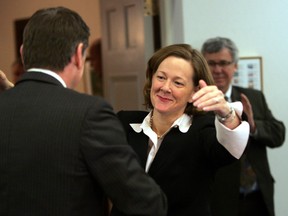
[100,0,147,112]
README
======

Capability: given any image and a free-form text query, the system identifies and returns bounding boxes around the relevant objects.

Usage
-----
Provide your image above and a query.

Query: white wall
[164,0,287,215]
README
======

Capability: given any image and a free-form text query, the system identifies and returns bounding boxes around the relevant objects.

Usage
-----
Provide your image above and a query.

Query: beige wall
[0,0,101,93]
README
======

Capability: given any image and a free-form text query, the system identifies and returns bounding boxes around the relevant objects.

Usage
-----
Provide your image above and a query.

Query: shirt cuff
[215,102,250,159]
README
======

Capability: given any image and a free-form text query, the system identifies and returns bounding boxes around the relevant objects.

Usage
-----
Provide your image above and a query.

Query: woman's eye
[157,75,165,80]
[175,81,184,86]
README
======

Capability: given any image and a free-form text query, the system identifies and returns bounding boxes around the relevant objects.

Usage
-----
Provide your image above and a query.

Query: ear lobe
[234,63,238,72]
[20,45,24,63]
[20,45,23,56]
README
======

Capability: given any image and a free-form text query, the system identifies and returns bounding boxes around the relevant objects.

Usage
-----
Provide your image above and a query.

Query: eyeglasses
[207,60,234,68]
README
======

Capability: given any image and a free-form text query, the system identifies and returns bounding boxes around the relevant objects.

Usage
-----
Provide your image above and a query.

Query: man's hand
[240,93,256,133]
[0,70,14,93]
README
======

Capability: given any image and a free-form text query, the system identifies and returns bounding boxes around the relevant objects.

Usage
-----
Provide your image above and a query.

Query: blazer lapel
[129,131,150,168]
[231,86,242,102]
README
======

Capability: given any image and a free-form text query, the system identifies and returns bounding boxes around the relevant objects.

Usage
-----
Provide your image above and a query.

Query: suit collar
[16,70,65,87]
[27,68,66,87]
[231,86,242,102]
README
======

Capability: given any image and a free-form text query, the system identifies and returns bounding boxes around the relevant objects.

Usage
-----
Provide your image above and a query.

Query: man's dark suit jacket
[0,72,167,216]
[117,110,237,216]
[211,86,285,216]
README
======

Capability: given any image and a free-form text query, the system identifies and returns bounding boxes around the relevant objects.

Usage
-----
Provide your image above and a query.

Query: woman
[114,44,249,215]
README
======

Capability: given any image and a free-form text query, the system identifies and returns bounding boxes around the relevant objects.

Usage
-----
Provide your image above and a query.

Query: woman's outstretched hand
[192,80,240,128]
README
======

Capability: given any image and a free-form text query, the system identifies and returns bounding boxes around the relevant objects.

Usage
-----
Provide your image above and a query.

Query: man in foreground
[0,7,167,216]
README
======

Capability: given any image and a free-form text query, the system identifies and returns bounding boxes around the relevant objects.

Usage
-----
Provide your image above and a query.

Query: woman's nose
[160,81,172,92]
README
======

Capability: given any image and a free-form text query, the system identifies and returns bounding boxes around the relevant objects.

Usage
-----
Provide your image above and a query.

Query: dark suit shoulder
[232,86,266,105]
[233,85,263,96]
[62,88,111,109]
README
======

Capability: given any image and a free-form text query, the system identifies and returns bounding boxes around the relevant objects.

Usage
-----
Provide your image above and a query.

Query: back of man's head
[22,7,90,72]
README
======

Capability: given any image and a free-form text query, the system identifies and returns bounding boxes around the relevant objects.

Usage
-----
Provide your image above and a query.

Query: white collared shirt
[225,84,233,102]
[130,113,192,172]
[130,102,249,172]
[27,68,67,88]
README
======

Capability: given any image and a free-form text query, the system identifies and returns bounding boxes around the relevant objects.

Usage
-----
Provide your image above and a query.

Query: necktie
[240,153,257,194]
[228,92,257,193]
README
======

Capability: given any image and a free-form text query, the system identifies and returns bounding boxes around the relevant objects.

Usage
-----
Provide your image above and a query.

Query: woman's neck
[150,110,182,138]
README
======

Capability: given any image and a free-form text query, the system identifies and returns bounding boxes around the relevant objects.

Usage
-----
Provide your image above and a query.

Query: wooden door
[100,0,149,112]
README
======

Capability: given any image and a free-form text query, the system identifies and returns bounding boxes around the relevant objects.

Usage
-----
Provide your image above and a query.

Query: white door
[100,0,151,112]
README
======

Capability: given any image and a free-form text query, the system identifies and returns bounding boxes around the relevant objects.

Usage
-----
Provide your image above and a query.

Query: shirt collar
[225,84,233,101]
[130,111,192,134]
[27,68,67,88]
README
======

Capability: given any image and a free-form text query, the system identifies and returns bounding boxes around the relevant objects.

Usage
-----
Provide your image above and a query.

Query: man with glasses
[201,37,285,216]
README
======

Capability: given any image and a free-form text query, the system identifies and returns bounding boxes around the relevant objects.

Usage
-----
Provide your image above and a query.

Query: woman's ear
[194,85,200,92]
[188,85,199,103]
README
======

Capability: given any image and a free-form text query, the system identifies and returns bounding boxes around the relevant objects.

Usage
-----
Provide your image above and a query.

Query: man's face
[203,48,237,93]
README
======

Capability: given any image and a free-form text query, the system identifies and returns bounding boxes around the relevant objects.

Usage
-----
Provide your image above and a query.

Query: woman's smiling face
[150,56,196,117]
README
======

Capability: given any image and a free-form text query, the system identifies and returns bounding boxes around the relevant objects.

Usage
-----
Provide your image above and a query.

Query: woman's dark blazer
[210,86,286,216]
[117,110,236,216]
